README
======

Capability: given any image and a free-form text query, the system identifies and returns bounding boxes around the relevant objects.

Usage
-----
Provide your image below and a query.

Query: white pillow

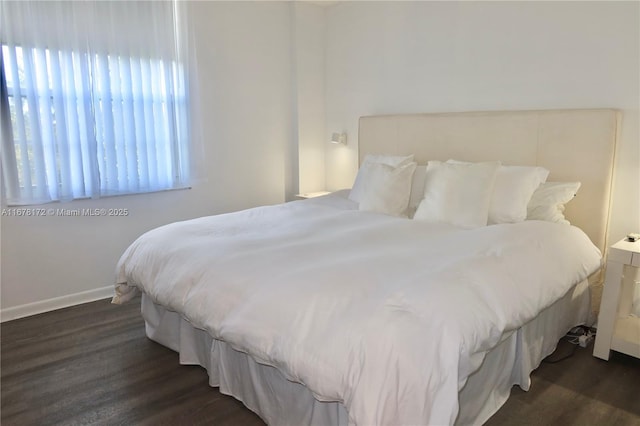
[349,154,415,203]
[358,162,417,217]
[414,161,500,228]
[447,160,549,224]
[527,182,581,225]
[408,165,427,214]
[490,165,549,224]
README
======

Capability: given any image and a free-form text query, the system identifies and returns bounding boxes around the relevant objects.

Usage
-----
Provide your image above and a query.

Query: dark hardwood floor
[2,296,639,426]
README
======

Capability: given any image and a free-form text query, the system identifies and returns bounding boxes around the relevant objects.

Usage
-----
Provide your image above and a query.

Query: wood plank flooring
[2,296,639,425]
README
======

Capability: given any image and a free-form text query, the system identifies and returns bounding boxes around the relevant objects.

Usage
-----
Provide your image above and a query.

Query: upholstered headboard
[358,109,619,254]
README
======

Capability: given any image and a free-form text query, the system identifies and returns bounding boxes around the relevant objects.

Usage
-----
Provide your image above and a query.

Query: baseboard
[1,285,115,322]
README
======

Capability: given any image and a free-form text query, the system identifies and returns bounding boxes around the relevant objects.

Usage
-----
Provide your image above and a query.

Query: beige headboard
[358,109,619,253]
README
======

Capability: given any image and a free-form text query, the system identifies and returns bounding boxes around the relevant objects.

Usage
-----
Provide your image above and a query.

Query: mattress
[141,278,591,425]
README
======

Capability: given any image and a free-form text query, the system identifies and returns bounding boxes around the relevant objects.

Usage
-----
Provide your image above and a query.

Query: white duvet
[114,192,601,425]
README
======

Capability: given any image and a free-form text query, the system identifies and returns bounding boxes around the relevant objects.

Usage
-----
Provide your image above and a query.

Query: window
[0,2,190,206]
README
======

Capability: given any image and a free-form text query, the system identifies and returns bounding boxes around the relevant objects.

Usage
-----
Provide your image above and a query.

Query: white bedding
[114,192,601,425]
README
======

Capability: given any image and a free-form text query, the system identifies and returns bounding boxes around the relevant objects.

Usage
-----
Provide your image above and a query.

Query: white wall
[1,2,295,317]
[325,1,640,243]
[293,2,327,196]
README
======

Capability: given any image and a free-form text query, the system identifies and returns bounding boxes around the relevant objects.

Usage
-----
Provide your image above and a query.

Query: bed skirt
[141,279,591,425]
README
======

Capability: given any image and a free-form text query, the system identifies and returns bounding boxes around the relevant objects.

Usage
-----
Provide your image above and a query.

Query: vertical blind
[0,1,190,205]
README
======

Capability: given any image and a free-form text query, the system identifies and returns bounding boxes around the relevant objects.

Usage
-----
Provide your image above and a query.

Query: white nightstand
[296,191,331,200]
[593,237,640,360]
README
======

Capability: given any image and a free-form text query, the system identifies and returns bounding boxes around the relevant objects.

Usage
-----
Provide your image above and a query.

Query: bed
[113,109,619,425]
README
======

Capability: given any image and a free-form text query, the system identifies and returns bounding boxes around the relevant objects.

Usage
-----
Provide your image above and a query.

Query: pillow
[414,161,500,228]
[447,160,549,224]
[358,162,417,217]
[408,165,427,214]
[527,181,581,225]
[349,154,415,203]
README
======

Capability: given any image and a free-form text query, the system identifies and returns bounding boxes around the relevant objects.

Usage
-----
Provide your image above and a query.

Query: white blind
[0,1,190,205]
